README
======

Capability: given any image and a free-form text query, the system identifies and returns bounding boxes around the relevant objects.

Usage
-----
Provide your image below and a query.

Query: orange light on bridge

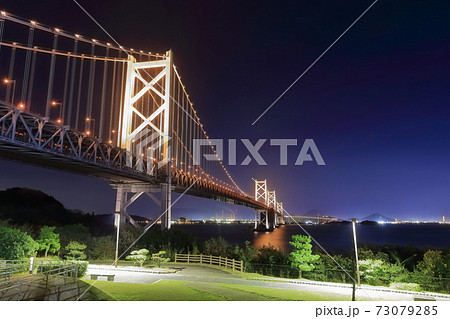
[56,119,62,124]
[18,103,25,109]
[85,131,91,135]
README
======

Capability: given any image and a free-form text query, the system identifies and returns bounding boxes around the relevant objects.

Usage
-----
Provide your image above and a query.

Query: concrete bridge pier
[160,182,172,230]
[276,213,284,227]
[111,182,173,230]
[254,209,275,231]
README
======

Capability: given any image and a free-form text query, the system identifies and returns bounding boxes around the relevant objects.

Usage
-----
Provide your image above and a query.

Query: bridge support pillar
[113,185,140,227]
[254,209,274,231]
[111,182,173,230]
[160,182,172,230]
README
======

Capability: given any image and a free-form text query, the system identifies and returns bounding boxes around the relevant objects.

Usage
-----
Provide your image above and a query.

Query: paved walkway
[86,264,450,301]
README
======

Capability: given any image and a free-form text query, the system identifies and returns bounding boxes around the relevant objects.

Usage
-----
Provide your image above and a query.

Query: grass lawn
[82,279,345,301]
[83,279,225,301]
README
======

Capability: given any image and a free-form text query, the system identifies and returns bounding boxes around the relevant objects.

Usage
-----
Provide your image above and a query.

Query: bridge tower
[254,179,273,231]
[276,202,285,226]
[267,190,277,228]
[117,50,174,229]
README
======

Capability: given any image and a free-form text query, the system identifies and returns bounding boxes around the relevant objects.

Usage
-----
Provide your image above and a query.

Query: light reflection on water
[253,225,292,251]
[172,223,450,253]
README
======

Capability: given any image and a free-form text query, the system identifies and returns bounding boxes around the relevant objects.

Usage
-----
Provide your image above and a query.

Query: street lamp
[51,100,63,124]
[3,78,16,105]
[85,117,96,137]
[114,211,121,268]
[351,218,361,301]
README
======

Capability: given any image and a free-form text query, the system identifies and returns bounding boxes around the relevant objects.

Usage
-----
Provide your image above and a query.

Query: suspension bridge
[0,11,284,231]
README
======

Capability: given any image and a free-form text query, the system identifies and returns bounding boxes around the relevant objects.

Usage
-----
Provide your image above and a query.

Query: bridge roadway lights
[111,182,174,230]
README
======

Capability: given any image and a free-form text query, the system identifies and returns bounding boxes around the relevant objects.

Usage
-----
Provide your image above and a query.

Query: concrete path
[86,264,450,301]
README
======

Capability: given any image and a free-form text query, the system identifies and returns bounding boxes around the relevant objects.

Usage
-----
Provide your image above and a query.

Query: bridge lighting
[75,34,81,38]
[107,43,112,46]
[51,101,63,123]
[30,20,37,25]
[18,103,25,109]
[85,118,96,137]
[3,79,17,105]
[92,39,98,43]
[85,130,91,135]
[54,28,61,32]
[1,11,7,16]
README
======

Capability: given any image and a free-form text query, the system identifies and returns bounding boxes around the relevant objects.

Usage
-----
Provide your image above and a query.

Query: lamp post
[85,117,96,137]
[51,100,63,124]
[351,218,361,301]
[3,78,16,105]
[114,211,121,268]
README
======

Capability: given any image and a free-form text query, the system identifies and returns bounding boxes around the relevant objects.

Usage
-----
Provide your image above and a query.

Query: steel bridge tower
[115,50,174,229]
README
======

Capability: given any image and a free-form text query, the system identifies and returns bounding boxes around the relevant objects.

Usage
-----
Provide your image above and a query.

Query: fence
[0,259,85,301]
[174,253,243,272]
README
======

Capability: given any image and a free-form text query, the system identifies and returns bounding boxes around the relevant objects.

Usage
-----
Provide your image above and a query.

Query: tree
[126,249,150,267]
[359,259,408,286]
[0,226,38,259]
[89,236,115,260]
[203,237,232,257]
[64,241,87,260]
[417,250,447,278]
[151,251,170,268]
[36,226,61,258]
[289,234,320,278]
[234,241,258,272]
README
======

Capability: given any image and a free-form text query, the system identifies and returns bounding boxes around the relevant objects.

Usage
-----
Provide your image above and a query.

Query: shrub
[37,260,88,277]
[150,251,170,268]
[74,261,89,277]
[359,259,408,286]
[203,237,233,257]
[64,241,87,260]
[126,249,149,267]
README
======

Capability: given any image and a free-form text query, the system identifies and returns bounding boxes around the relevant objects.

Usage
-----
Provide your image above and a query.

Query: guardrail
[0,259,81,301]
[174,253,243,272]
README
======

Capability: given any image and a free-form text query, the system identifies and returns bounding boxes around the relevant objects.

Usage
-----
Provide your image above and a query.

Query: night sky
[0,0,449,221]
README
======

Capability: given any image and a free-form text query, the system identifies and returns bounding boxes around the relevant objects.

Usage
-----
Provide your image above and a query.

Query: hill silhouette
[0,188,114,234]
[361,213,394,222]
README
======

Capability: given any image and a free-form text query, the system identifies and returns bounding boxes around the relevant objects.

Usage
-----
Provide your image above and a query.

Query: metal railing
[0,259,81,301]
[174,253,243,272]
